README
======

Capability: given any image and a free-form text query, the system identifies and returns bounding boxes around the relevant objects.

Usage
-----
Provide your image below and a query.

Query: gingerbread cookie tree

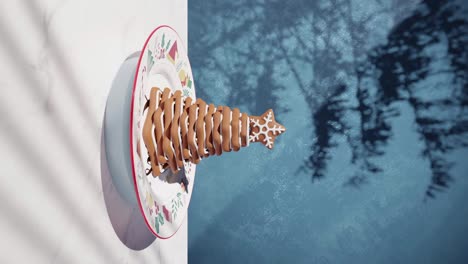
[142,87,286,177]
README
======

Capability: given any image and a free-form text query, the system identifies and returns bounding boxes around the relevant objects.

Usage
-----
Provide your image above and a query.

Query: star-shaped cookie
[249,109,286,149]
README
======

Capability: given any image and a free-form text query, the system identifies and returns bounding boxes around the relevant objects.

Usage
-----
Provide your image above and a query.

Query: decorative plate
[130,25,196,239]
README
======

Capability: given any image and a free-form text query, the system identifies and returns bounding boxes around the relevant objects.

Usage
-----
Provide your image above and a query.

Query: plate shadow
[100,120,156,250]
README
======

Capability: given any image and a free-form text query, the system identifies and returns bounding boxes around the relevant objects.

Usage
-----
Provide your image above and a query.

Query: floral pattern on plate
[131,26,196,239]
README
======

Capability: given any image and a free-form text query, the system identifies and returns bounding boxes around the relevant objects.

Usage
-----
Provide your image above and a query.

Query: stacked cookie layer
[142,87,250,176]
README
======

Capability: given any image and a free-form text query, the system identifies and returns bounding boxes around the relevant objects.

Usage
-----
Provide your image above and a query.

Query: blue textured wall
[188,0,468,263]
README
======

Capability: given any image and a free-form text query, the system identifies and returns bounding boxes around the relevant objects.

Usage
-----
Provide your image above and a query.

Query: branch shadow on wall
[189,0,321,116]
[190,0,468,199]
[303,0,468,198]
[188,0,468,262]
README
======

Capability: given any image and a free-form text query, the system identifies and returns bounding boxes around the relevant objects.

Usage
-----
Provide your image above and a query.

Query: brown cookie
[162,95,178,172]
[163,136,177,172]
[187,103,200,163]
[231,108,240,151]
[222,106,231,152]
[248,109,286,149]
[143,88,161,176]
[153,87,163,107]
[164,93,175,161]
[212,110,222,156]
[163,91,173,135]
[180,97,192,160]
[240,112,248,147]
[154,88,171,164]
[196,98,207,159]
[171,91,184,168]
[204,104,215,157]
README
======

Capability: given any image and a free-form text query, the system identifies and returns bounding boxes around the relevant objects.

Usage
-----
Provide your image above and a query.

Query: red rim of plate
[129,25,193,239]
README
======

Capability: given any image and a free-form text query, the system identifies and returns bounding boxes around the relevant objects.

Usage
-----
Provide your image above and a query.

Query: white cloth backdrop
[0,0,187,263]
